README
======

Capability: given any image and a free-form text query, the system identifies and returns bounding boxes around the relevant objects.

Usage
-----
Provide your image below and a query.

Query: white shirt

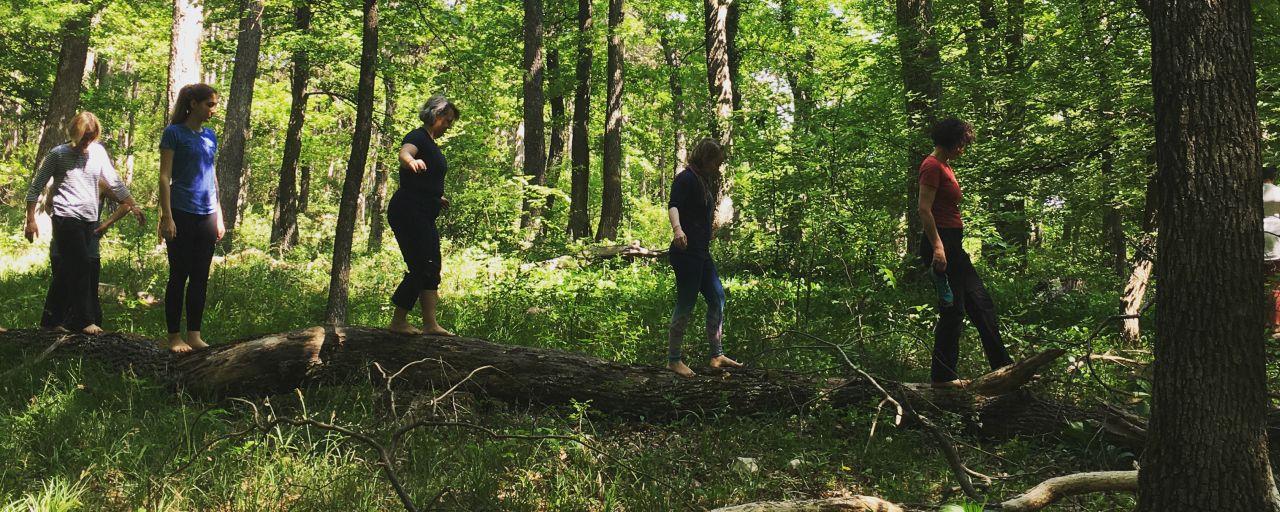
[1263,182,1280,260]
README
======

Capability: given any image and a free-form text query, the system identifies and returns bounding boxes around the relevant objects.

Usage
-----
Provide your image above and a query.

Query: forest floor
[0,214,1138,511]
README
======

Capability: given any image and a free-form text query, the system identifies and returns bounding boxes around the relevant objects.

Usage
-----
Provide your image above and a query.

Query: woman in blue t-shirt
[158,83,223,353]
[665,138,743,378]
[386,95,460,337]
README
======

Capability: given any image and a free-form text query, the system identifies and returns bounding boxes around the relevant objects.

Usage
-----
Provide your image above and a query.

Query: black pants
[166,210,217,333]
[919,228,1014,382]
[41,216,96,330]
[388,191,442,310]
[42,256,102,328]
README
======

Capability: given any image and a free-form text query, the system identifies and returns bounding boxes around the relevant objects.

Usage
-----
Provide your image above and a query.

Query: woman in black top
[665,138,743,377]
[387,95,460,336]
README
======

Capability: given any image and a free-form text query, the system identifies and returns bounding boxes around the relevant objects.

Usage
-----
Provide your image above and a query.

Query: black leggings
[165,210,217,333]
[919,228,1014,382]
[42,256,102,328]
[41,216,96,330]
[387,192,442,310]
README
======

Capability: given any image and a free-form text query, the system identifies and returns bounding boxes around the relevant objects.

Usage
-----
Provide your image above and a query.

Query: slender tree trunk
[368,72,394,253]
[1138,1,1279,509]
[325,0,378,325]
[780,0,812,250]
[34,4,94,174]
[298,164,311,215]
[989,0,1029,265]
[660,30,687,184]
[1120,171,1159,345]
[543,52,568,223]
[167,0,204,112]
[596,0,624,241]
[895,0,942,259]
[215,0,264,250]
[568,0,593,239]
[270,0,311,252]
[520,0,547,233]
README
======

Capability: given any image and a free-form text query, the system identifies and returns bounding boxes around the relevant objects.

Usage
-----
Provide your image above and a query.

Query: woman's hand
[23,218,38,242]
[159,215,177,241]
[672,228,688,250]
[131,206,146,226]
[931,245,948,273]
[409,159,428,173]
[215,218,226,241]
[439,196,450,210]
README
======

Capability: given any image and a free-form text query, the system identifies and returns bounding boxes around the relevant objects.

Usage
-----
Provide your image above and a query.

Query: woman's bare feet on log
[186,331,209,350]
[709,355,743,369]
[166,333,193,354]
[422,324,455,337]
[388,319,423,335]
[82,324,103,335]
[668,360,697,378]
[930,379,969,389]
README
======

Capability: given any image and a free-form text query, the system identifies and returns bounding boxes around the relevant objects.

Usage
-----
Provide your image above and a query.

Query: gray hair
[418,95,459,126]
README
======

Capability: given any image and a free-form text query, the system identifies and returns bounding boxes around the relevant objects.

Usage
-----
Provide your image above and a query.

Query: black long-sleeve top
[668,167,714,256]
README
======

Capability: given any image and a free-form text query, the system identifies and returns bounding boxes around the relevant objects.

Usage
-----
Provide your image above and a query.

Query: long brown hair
[169,83,218,125]
[686,138,724,204]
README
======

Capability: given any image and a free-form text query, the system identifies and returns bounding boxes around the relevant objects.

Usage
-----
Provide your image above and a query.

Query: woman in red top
[917,118,1014,386]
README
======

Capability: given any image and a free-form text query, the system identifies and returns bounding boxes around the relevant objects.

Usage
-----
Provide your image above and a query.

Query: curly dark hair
[1264,164,1278,182]
[930,118,975,151]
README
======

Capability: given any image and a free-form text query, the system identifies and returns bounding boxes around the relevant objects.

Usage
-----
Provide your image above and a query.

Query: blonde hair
[66,111,100,146]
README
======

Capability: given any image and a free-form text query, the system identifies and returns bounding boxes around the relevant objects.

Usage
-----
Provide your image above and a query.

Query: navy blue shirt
[398,127,447,199]
[668,167,714,255]
[160,124,218,215]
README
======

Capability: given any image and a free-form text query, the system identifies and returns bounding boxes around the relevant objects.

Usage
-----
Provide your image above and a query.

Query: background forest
[0,0,1277,510]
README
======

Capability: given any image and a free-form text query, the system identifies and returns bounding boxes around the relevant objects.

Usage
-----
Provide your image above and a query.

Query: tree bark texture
[1120,172,1159,345]
[544,47,567,216]
[1139,1,1279,509]
[34,4,93,178]
[568,0,593,240]
[214,0,264,250]
[324,0,378,325]
[894,0,941,260]
[596,0,624,241]
[167,0,203,112]
[270,0,312,252]
[704,0,734,148]
[521,0,547,232]
[368,72,395,253]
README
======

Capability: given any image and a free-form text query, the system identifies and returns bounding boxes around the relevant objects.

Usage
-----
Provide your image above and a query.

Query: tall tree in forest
[33,3,94,176]
[780,0,813,248]
[659,28,686,185]
[596,0,624,241]
[214,0,264,249]
[325,0,378,325]
[543,45,568,217]
[704,0,734,218]
[1137,1,1279,509]
[726,1,741,112]
[988,0,1030,263]
[270,0,312,252]
[894,0,941,258]
[521,0,547,232]
[568,0,593,239]
[167,0,204,111]
[368,71,395,253]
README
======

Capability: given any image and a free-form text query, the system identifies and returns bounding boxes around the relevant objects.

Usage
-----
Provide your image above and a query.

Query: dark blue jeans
[667,250,725,362]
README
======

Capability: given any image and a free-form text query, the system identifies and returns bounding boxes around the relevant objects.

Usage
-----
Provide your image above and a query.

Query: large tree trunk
[270,0,312,253]
[324,0,378,325]
[520,0,547,233]
[367,72,395,254]
[703,0,735,223]
[214,0,264,250]
[595,0,624,241]
[894,0,941,260]
[167,0,203,112]
[33,4,94,177]
[1138,0,1279,509]
[568,0,592,240]
[659,30,687,189]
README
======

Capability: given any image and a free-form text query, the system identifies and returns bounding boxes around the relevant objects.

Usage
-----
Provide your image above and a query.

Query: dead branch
[994,470,1138,511]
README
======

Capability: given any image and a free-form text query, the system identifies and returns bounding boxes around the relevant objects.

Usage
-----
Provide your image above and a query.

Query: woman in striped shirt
[25,111,139,335]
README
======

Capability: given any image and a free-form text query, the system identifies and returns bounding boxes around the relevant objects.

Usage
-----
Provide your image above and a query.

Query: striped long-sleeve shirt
[26,143,132,222]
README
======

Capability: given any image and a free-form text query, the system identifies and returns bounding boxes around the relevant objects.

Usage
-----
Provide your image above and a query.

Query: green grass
[0,213,1138,510]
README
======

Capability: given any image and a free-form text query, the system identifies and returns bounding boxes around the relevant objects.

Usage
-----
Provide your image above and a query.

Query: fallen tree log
[710,496,905,512]
[2,326,1093,438]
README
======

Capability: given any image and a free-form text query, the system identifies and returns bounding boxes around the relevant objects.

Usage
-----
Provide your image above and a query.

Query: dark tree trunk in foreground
[368,73,395,253]
[596,0,624,241]
[325,0,378,325]
[1138,1,1279,509]
[215,0,264,250]
[568,0,593,239]
[167,0,203,112]
[271,0,312,252]
[521,0,547,232]
[895,0,941,259]
[34,5,94,174]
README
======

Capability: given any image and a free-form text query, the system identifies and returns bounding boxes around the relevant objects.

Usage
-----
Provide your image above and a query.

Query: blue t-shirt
[160,124,218,215]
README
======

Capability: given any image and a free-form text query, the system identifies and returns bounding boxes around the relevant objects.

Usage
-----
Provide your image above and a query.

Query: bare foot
[81,324,103,335]
[0,326,6,333]
[186,332,209,350]
[668,360,697,378]
[709,355,744,369]
[930,379,969,389]
[422,325,456,337]
[388,319,423,335]
[166,334,193,354]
